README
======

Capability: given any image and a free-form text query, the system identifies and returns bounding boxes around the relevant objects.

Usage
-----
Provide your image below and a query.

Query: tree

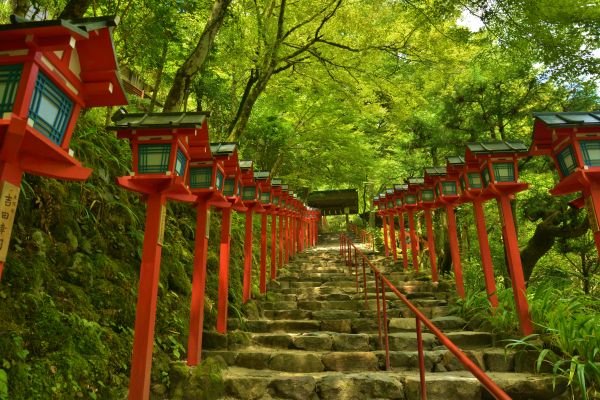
[59,0,92,19]
[162,0,232,112]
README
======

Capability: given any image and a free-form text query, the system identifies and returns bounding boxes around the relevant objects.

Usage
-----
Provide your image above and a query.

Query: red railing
[347,223,375,251]
[339,233,511,400]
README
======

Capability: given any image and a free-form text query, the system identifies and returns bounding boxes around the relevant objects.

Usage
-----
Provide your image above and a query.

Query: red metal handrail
[339,233,511,400]
[347,222,375,251]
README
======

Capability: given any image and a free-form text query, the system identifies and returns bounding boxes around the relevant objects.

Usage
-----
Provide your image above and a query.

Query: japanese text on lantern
[0,181,20,262]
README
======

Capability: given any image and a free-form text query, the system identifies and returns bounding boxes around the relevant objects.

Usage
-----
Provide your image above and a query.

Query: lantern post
[530,112,600,253]
[405,178,423,271]
[0,16,127,280]
[255,171,272,293]
[377,194,390,257]
[209,142,246,334]
[279,185,287,267]
[449,155,499,308]
[425,167,465,298]
[385,189,399,263]
[239,161,265,303]
[270,178,282,279]
[185,117,229,366]
[466,140,533,335]
[392,184,410,270]
[110,111,200,400]
[417,176,439,283]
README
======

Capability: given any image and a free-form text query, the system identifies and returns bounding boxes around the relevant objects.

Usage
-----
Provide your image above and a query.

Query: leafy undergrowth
[454,283,600,400]
[0,105,260,399]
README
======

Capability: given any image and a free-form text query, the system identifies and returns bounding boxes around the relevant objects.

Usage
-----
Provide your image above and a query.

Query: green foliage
[506,284,600,399]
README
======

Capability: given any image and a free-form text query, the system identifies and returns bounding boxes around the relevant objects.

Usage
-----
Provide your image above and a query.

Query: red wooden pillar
[284,214,290,264]
[278,213,284,266]
[445,205,465,299]
[382,213,389,257]
[388,213,398,263]
[498,195,533,335]
[271,213,277,279]
[216,207,232,333]
[187,198,210,366]
[260,213,268,293]
[407,210,419,271]
[129,193,167,400]
[423,207,438,282]
[242,208,254,303]
[472,199,498,307]
[397,211,409,271]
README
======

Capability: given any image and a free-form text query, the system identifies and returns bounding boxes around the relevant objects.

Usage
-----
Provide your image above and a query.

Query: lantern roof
[3,15,127,106]
[424,167,446,176]
[446,155,465,166]
[239,160,253,170]
[534,111,600,128]
[386,188,394,195]
[254,171,270,180]
[466,141,528,155]
[394,184,408,192]
[281,184,289,191]
[407,177,425,185]
[271,178,282,186]
[110,111,209,130]
[210,142,238,156]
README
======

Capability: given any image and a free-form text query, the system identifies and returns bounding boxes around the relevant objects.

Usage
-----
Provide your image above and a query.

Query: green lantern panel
[442,181,457,195]
[405,194,416,204]
[223,179,235,196]
[557,145,577,177]
[580,141,600,168]
[175,149,187,176]
[215,170,224,191]
[493,162,515,182]
[421,189,434,201]
[395,198,402,206]
[28,71,73,145]
[0,64,22,114]
[387,201,393,209]
[273,196,280,205]
[482,167,490,188]
[138,144,171,174]
[468,172,482,188]
[242,186,256,200]
[189,167,213,189]
[260,192,271,203]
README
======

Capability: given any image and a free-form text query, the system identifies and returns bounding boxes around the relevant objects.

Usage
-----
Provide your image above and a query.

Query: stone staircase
[199,237,569,400]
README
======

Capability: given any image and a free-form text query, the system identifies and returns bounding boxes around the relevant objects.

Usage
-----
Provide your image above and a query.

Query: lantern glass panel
[242,186,256,200]
[261,192,271,203]
[395,198,402,206]
[406,194,416,204]
[387,201,393,209]
[0,64,22,114]
[468,172,482,188]
[482,167,490,188]
[421,189,434,201]
[493,162,515,182]
[273,196,280,205]
[28,72,73,145]
[138,144,171,173]
[460,176,466,192]
[580,141,600,167]
[442,181,457,195]
[557,144,577,176]
[223,179,235,196]
[175,149,187,176]
[189,167,213,189]
[215,170,224,191]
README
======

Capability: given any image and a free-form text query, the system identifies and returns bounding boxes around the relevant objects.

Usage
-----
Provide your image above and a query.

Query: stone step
[217,367,569,400]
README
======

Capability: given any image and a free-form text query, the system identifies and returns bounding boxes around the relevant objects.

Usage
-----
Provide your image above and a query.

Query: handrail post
[374,273,383,349]
[381,277,391,371]
[362,258,368,308]
[416,317,427,400]
[354,248,359,293]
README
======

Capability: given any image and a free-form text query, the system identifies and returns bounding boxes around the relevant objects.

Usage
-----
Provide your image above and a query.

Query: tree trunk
[227,72,272,141]
[59,0,93,19]
[149,41,169,113]
[163,0,232,112]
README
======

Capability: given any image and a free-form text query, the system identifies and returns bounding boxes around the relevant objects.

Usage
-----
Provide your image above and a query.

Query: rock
[332,333,371,351]
[318,373,404,400]
[351,318,379,333]
[322,352,378,371]
[269,352,324,372]
[312,310,358,320]
[203,331,227,349]
[484,349,515,372]
[270,376,317,400]
[321,319,352,333]
[293,333,333,350]
[444,331,492,348]
[242,301,261,319]
[236,352,271,369]
[429,316,467,330]
[404,374,482,400]
[389,318,417,331]
[436,350,485,371]
[226,377,270,400]
[483,373,569,400]
[227,331,252,349]
[252,334,293,349]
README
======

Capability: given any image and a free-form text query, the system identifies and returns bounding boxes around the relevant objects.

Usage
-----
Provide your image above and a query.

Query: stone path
[201,235,569,400]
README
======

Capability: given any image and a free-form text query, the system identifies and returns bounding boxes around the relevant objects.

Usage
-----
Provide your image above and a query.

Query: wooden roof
[307,189,358,215]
